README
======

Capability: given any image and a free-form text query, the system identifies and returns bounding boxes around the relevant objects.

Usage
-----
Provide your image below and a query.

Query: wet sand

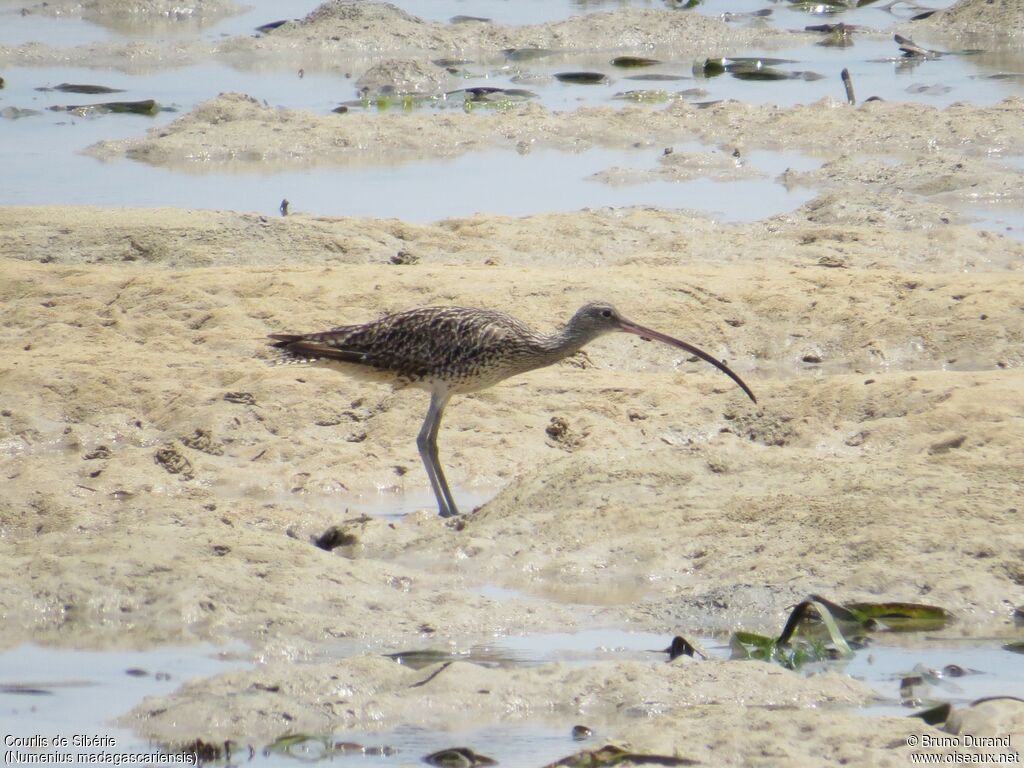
[2,1,1024,765]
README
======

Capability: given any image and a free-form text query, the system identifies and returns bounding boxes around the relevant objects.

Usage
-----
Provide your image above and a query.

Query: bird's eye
[601,309,612,318]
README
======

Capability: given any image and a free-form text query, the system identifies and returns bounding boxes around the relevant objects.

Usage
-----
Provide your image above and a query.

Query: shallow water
[331,485,498,519]
[218,483,499,520]
[0,642,574,767]
[0,643,245,764]
[476,629,1024,722]
[0,67,821,221]
[965,202,1024,241]
[2,1,1023,229]
[449,39,1023,111]
[3,633,1020,767]
[848,640,1024,717]
[472,627,686,664]
[260,723,578,768]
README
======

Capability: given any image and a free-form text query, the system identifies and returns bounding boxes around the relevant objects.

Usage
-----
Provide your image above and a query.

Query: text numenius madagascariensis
[269,302,756,518]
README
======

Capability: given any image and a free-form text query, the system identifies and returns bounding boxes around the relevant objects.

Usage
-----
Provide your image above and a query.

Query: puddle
[380,629,704,672]
[473,628,686,665]
[3,633,1021,768]
[686,39,1024,108]
[692,0,941,29]
[0,72,820,222]
[0,62,350,124]
[469,629,1024,720]
[354,0,1020,112]
[476,584,531,602]
[340,486,498,519]
[3,0,1023,113]
[242,145,813,223]
[0,643,245,764]
[0,643,574,767]
[441,43,1023,112]
[328,38,1024,112]
[965,204,1024,241]
[848,640,1024,718]
[4,58,1017,230]
[384,626,1024,721]
[0,640,633,768]
[3,3,1023,228]
[3,63,823,226]
[224,484,499,520]
[262,724,576,768]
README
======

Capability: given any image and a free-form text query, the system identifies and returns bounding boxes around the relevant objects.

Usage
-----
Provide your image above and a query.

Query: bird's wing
[268,307,526,377]
[268,334,370,365]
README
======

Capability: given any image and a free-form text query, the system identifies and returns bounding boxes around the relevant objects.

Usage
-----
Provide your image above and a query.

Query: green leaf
[844,602,953,631]
[265,733,331,757]
[730,631,778,661]
[610,57,662,68]
[778,600,853,658]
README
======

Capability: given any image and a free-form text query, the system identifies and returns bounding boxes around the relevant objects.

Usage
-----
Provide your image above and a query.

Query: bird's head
[566,300,757,404]
[566,301,629,340]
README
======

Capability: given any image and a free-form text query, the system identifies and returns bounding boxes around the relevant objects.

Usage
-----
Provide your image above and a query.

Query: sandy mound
[922,0,1024,37]
[120,654,876,753]
[18,0,241,34]
[0,1,799,70]
[90,94,1024,166]
[258,1,790,57]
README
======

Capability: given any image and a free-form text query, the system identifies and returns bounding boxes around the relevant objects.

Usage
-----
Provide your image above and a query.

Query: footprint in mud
[154,444,194,479]
[545,415,585,451]
[721,408,796,447]
[180,428,224,456]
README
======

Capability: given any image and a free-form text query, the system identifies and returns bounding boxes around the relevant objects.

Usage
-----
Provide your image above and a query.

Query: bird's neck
[528,326,594,368]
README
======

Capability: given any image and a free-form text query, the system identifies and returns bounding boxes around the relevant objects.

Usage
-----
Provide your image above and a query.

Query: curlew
[269,301,756,518]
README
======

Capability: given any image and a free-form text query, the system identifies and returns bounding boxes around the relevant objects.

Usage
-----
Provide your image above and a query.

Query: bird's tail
[268,333,303,349]
[266,333,369,367]
[267,333,316,366]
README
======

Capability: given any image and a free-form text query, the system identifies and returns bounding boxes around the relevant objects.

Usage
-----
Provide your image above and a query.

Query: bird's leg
[416,403,449,517]
[417,391,460,517]
[427,399,460,518]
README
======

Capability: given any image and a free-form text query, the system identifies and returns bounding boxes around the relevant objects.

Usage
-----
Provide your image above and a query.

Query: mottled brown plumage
[271,306,571,393]
[270,302,755,517]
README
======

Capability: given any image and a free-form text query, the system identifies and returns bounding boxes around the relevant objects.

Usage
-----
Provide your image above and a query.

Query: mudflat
[1,1,1023,764]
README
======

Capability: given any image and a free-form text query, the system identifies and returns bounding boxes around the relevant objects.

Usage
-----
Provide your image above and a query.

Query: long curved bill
[619,318,757,404]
